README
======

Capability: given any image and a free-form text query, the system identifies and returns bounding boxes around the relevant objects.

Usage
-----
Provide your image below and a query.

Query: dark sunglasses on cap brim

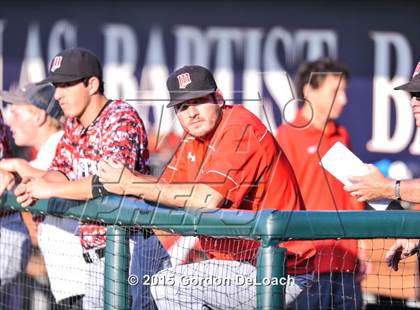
[410,92,420,100]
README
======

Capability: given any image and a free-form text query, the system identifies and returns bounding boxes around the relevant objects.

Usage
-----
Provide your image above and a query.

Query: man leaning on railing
[13,47,170,310]
[97,65,316,310]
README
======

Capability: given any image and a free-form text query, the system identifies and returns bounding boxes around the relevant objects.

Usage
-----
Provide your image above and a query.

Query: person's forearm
[385,178,420,203]
[49,176,93,200]
[399,179,420,203]
[126,176,224,209]
[43,170,69,182]
[15,161,48,179]
[380,178,395,200]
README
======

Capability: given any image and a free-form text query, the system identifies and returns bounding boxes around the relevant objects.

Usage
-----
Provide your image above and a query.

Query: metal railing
[1,191,419,309]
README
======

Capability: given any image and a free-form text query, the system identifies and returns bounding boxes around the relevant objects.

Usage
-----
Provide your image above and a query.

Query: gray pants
[0,213,32,310]
[0,213,31,286]
[83,232,170,310]
[151,259,311,310]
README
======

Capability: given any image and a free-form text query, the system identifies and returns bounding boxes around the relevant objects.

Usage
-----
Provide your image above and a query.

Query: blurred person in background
[276,58,365,310]
[0,82,86,309]
[0,95,32,309]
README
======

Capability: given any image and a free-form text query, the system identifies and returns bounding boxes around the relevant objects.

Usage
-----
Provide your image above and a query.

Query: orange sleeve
[276,125,291,153]
[275,125,285,146]
[275,125,297,166]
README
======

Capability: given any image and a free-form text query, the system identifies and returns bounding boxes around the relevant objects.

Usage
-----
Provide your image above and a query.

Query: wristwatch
[394,180,401,201]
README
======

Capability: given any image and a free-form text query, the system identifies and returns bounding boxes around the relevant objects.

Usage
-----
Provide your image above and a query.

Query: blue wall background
[1,0,419,174]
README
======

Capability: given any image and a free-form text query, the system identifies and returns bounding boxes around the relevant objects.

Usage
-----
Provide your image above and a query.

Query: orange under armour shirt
[160,105,315,274]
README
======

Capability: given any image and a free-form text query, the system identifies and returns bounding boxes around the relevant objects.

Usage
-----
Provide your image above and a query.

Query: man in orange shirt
[276,58,364,309]
[98,65,315,309]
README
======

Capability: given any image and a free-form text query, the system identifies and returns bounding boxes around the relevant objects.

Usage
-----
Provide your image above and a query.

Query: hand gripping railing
[1,192,419,309]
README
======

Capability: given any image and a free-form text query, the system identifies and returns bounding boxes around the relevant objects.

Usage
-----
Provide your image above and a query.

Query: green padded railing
[1,191,419,309]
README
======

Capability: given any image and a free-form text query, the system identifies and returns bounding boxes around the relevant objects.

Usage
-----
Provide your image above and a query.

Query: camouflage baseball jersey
[50,100,149,249]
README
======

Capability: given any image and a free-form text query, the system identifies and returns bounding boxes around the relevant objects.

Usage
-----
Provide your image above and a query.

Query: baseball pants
[150,259,312,310]
[83,231,170,310]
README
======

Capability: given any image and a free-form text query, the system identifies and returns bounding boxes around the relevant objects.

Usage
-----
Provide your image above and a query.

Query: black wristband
[91,175,111,198]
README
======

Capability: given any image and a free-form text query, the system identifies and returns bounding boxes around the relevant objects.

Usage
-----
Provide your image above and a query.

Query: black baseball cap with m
[42,47,102,84]
[166,65,218,108]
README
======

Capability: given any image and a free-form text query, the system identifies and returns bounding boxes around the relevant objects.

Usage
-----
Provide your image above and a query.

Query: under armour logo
[187,152,196,162]
[177,73,192,89]
[50,56,63,72]
[307,145,317,154]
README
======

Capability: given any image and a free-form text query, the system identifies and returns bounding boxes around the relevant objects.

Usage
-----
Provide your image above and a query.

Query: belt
[82,222,153,239]
[82,228,154,263]
[138,227,154,239]
[83,247,105,263]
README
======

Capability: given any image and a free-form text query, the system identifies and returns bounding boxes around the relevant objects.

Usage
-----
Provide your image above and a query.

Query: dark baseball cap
[42,47,102,84]
[166,65,217,108]
[395,62,420,92]
[394,74,420,92]
[0,82,63,119]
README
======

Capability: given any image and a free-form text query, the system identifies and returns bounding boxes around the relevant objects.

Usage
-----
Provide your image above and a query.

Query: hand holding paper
[345,164,395,202]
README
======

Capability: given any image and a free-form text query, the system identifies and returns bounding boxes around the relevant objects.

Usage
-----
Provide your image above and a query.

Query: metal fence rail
[1,192,419,309]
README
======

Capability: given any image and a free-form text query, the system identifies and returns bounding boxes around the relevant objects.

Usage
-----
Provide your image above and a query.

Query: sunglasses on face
[410,92,420,100]
[53,78,88,88]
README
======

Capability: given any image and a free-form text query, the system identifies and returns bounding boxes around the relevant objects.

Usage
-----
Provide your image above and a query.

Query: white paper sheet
[320,142,390,210]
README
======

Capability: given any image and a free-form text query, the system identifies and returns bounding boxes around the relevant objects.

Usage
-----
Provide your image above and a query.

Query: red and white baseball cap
[166,65,218,108]
[42,47,103,84]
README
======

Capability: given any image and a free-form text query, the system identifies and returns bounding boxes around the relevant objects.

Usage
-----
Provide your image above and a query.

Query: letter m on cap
[177,73,192,89]
[50,56,63,72]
